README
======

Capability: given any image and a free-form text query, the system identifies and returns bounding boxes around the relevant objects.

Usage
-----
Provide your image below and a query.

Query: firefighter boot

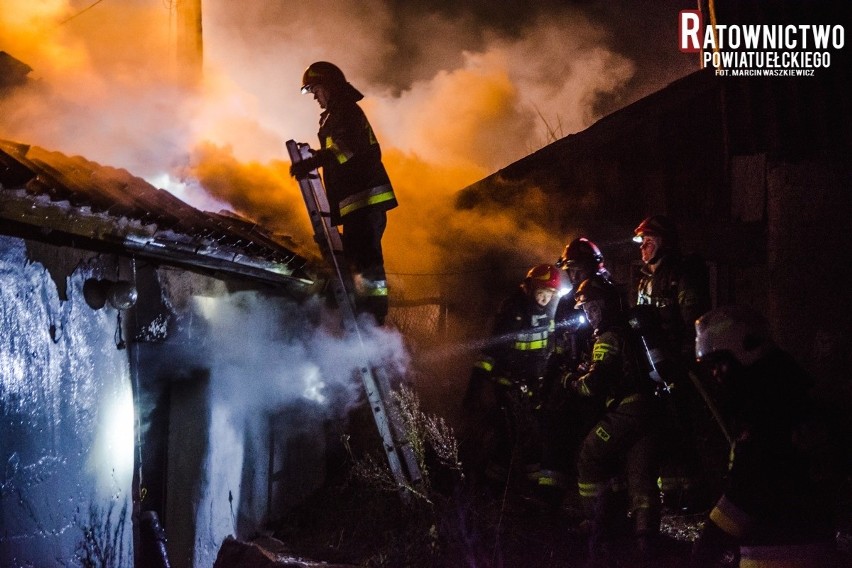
[631,496,661,563]
[535,469,567,512]
[581,486,628,568]
[660,474,715,514]
[354,274,388,325]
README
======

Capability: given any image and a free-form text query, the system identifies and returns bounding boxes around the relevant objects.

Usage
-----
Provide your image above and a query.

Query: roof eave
[0,188,314,289]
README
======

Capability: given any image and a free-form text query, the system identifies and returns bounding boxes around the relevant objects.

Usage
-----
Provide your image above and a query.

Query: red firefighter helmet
[633,215,679,247]
[301,61,346,94]
[522,264,561,294]
[558,237,604,271]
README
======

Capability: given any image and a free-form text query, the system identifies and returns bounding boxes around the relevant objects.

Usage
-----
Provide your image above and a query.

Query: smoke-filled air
[0,0,695,300]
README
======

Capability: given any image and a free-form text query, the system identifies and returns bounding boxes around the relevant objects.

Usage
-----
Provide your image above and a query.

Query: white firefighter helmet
[695,305,773,366]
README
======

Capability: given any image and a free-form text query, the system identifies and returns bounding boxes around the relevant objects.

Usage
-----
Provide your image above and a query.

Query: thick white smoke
[191,292,408,417]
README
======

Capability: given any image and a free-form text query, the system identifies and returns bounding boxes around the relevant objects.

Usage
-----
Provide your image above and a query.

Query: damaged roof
[0,139,314,288]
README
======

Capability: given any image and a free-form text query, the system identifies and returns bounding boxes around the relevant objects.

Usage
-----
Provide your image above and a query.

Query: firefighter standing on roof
[567,275,662,564]
[462,264,560,486]
[290,61,398,325]
[633,214,717,512]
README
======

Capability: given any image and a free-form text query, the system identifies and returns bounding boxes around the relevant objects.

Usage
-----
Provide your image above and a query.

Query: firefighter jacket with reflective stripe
[473,289,555,387]
[572,325,651,407]
[315,97,397,225]
[636,251,710,358]
[702,349,838,561]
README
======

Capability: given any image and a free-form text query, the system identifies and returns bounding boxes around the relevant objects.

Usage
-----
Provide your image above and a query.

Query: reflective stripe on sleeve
[592,341,618,361]
[709,495,753,538]
[324,135,354,164]
[578,481,606,498]
[617,393,640,406]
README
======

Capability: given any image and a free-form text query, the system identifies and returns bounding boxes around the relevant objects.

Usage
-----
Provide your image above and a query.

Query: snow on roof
[0,139,314,287]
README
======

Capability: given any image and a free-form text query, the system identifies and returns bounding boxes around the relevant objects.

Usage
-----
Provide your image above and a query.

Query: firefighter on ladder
[290,61,398,325]
[462,264,560,488]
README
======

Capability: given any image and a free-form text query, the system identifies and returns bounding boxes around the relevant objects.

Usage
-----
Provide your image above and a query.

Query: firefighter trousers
[341,208,388,323]
[577,394,660,539]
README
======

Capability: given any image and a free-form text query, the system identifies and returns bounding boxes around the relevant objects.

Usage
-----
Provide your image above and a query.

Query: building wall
[0,236,134,567]
[765,159,851,396]
[0,235,334,567]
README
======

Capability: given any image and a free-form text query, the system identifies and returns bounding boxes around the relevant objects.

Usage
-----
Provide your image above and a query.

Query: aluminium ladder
[285,139,422,497]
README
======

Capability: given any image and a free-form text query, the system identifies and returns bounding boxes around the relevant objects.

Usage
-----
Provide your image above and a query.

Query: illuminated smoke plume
[0,0,693,268]
[0,0,695,324]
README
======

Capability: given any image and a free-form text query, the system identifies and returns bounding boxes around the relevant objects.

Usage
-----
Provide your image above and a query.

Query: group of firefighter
[287,60,845,567]
[461,215,845,567]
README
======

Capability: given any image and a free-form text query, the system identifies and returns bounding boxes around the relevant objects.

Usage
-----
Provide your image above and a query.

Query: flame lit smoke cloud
[0,0,694,298]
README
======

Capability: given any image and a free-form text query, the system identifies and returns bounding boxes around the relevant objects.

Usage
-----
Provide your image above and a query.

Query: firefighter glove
[289,155,319,178]
[560,371,579,389]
